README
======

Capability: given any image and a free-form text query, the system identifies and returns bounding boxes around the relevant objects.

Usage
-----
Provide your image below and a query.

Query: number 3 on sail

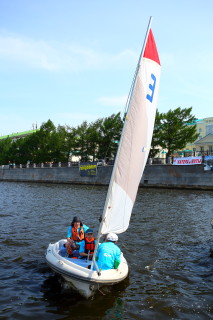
[146,74,156,103]
[45,16,161,299]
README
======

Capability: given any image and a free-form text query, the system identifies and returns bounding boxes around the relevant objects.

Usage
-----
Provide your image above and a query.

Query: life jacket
[72,226,84,241]
[84,237,95,254]
[66,242,73,256]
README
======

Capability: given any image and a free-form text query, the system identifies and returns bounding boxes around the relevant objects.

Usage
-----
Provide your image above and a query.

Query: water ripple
[0,182,213,319]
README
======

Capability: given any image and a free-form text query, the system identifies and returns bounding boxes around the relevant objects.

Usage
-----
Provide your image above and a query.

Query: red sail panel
[143,29,161,65]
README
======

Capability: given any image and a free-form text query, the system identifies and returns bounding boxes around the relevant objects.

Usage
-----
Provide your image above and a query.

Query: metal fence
[2,154,212,169]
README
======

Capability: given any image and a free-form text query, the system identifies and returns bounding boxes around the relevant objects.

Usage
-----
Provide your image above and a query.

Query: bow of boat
[45,239,129,298]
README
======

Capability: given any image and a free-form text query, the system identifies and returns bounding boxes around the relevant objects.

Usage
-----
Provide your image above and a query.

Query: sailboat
[45,17,161,299]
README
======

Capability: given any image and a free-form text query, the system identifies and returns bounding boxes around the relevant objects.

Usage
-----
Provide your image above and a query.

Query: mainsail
[99,19,161,236]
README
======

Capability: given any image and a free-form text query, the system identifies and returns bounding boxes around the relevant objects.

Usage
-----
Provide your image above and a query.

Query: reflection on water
[0,182,213,319]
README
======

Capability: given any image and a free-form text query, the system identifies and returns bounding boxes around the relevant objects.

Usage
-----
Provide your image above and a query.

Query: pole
[125,16,152,113]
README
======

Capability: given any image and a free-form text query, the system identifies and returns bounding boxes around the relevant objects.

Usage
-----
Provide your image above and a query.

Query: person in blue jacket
[95,232,121,270]
[65,216,89,257]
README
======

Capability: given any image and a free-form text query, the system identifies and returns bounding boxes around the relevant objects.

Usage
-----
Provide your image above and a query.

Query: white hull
[45,239,129,299]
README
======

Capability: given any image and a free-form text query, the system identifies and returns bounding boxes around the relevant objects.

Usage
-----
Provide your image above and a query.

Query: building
[182,117,213,156]
[0,129,38,142]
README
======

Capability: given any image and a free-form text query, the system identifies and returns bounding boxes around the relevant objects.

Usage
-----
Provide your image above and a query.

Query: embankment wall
[141,165,213,190]
[0,165,213,190]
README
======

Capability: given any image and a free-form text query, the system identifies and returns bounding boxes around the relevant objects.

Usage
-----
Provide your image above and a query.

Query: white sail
[99,26,161,235]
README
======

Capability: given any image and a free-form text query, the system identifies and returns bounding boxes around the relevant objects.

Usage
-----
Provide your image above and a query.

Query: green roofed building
[0,129,38,141]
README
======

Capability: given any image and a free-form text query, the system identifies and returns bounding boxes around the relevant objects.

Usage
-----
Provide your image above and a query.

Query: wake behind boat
[45,16,161,299]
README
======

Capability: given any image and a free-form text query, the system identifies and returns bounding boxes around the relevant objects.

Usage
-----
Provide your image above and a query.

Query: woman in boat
[94,233,121,270]
[65,216,89,257]
[79,229,96,260]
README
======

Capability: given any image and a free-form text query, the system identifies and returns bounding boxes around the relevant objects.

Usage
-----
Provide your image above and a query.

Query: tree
[150,110,163,158]
[9,137,31,164]
[0,137,13,164]
[65,125,79,161]
[74,121,90,161]
[97,113,123,160]
[86,119,102,161]
[35,119,56,162]
[1,108,199,165]
[157,107,199,157]
[54,125,72,162]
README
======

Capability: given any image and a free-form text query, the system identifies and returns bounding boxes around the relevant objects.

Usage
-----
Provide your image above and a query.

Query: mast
[124,16,152,114]
[92,17,153,273]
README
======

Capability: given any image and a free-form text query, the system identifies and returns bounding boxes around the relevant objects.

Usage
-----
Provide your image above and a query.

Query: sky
[0,0,212,136]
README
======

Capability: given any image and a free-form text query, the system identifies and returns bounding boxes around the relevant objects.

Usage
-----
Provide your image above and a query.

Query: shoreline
[0,164,213,190]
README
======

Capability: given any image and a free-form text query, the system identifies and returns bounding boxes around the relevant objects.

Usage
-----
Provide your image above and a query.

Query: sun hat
[107,232,118,242]
[85,228,93,234]
[72,216,82,223]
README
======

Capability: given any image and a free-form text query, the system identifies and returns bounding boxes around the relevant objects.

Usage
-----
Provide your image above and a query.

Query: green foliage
[0,114,123,165]
[0,107,200,165]
[97,113,123,160]
[0,137,13,164]
[74,121,90,161]
[149,110,162,158]
[153,107,199,157]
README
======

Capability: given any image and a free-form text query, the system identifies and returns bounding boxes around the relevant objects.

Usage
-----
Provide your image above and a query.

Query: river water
[0,181,213,320]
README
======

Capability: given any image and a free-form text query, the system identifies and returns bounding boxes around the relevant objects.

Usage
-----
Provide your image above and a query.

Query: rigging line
[125,16,152,115]
[124,64,139,115]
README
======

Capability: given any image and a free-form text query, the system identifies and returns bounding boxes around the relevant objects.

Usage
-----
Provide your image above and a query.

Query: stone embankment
[0,164,213,190]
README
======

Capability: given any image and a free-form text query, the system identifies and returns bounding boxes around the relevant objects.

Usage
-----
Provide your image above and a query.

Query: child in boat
[65,216,89,257]
[79,229,96,260]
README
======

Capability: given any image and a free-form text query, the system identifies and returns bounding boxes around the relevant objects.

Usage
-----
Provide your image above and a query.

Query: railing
[1,161,79,169]
[1,154,212,169]
[1,158,165,169]
[0,161,114,169]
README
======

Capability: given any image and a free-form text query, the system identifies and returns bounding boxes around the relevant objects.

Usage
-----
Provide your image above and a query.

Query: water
[0,181,213,320]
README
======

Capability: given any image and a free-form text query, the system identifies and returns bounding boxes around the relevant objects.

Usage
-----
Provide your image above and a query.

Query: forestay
[99,22,161,236]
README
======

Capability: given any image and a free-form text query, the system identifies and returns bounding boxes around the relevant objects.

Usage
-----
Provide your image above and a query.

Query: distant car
[97,159,106,166]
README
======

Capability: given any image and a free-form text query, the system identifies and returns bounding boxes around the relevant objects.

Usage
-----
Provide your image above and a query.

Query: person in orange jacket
[65,216,89,257]
[79,229,96,260]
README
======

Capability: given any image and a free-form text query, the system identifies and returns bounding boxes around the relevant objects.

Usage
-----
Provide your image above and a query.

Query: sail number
[146,74,156,103]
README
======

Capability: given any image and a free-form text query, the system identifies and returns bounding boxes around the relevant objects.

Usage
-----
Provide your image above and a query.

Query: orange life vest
[66,243,73,256]
[84,237,95,254]
[72,227,84,241]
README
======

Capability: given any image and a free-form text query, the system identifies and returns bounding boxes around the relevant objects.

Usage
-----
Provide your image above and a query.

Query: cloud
[0,114,36,136]
[0,32,137,72]
[53,112,99,125]
[97,95,128,108]
[52,106,127,127]
[0,35,58,71]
